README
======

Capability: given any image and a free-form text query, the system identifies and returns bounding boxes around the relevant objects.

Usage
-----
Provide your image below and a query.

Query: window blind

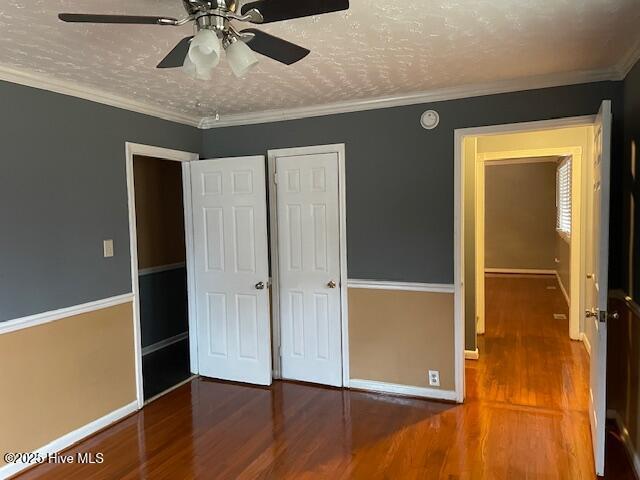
[556,157,571,240]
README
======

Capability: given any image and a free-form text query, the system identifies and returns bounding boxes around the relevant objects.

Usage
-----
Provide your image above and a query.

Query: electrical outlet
[428,370,440,387]
[103,239,114,258]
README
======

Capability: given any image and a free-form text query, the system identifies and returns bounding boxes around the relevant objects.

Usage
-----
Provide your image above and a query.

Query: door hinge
[273,172,279,184]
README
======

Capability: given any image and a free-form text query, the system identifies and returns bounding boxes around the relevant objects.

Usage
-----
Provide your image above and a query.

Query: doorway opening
[125,143,199,405]
[454,102,612,476]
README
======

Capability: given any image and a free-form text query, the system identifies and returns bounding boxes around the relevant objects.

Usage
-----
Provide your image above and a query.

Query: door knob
[327,280,337,289]
[255,281,265,290]
[585,308,598,318]
[608,311,619,320]
[586,273,594,279]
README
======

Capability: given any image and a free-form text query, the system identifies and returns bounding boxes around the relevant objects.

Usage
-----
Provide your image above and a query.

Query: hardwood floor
[15,276,634,479]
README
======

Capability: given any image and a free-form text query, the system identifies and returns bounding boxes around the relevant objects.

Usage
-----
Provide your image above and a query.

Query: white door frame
[267,144,350,387]
[453,115,595,403]
[125,142,199,408]
[475,146,583,340]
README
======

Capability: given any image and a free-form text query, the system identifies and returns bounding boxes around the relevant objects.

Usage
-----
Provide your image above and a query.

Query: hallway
[16,276,634,479]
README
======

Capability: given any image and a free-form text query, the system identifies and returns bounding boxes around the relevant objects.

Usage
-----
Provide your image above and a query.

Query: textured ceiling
[1,0,639,121]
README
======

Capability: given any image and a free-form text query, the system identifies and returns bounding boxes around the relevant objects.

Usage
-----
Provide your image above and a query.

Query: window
[556,156,572,241]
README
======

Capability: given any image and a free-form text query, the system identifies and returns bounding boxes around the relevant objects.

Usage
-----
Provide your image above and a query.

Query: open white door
[274,149,344,387]
[190,156,272,385]
[587,100,612,476]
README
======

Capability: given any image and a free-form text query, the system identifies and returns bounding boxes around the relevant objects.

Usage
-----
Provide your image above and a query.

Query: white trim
[454,115,596,407]
[142,331,189,356]
[125,142,199,409]
[348,379,457,402]
[138,262,186,276]
[455,115,596,138]
[454,125,465,404]
[0,65,200,128]
[484,157,559,166]
[181,162,199,376]
[475,154,485,335]
[607,409,640,477]
[474,145,583,342]
[267,144,349,386]
[581,332,592,356]
[1,62,629,131]
[484,268,557,275]
[0,293,134,336]
[464,348,479,360]
[555,271,571,307]
[199,70,617,129]
[0,400,137,479]
[346,279,455,293]
[618,36,640,78]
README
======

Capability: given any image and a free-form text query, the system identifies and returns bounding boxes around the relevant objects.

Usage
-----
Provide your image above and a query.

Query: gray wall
[0,78,624,337]
[617,58,640,297]
[201,82,623,350]
[202,82,622,289]
[607,56,640,466]
[0,80,200,322]
[485,162,557,270]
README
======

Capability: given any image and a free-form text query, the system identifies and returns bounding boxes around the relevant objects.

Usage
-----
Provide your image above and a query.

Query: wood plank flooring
[15,276,635,479]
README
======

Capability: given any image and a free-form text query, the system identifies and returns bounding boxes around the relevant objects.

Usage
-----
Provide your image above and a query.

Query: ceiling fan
[58,0,349,79]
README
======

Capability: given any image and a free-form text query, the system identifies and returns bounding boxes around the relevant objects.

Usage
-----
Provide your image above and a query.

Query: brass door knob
[585,308,598,318]
[327,280,337,288]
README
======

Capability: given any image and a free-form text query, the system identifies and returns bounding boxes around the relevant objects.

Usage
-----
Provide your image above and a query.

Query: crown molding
[0,58,632,131]
[0,64,201,127]
[198,67,620,129]
[616,36,640,79]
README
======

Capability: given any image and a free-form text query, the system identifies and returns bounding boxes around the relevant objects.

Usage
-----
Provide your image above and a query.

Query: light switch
[103,239,114,258]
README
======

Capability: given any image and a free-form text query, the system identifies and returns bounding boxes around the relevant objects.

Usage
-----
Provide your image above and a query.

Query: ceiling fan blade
[58,13,178,25]
[240,0,349,23]
[242,29,309,65]
[157,36,193,68]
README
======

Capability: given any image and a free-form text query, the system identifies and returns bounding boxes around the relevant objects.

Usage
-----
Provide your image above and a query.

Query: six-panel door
[276,152,343,387]
[190,156,272,385]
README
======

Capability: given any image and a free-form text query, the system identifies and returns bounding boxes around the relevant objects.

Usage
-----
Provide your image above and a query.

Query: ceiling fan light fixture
[182,52,213,80]
[225,37,259,78]
[188,28,221,71]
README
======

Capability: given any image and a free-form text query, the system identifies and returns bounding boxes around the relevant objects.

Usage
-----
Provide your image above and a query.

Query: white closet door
[276,151,343,386]
[190,156,271,385]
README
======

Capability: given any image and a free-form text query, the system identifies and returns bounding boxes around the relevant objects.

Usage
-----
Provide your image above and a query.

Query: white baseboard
[607,409,640,477]
[580,332,592,356]
[555,272,571,307]
[142,331,189,356]
[348,379,457,402]
[465,348,479,360]
[0,400,137,479]
[485,268,556,275]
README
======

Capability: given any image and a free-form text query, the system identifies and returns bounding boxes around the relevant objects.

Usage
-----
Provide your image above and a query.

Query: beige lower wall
[348,288,455,391]
[0,302,136,464]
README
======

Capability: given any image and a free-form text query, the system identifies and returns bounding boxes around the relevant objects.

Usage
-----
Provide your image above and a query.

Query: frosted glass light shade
[188,29,221,72]
[225,39,258,78]
[182,54,213,80]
